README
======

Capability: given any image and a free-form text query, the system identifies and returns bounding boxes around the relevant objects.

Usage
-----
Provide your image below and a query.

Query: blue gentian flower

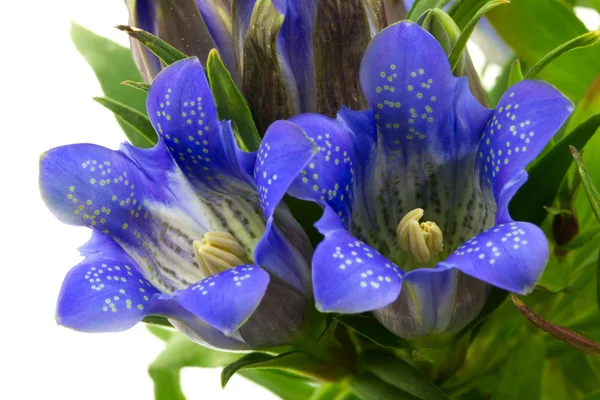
[261,21,573,338]
[39,57,316,349]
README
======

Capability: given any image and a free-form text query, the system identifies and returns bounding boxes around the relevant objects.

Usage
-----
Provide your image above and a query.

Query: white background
[0,1,597,400]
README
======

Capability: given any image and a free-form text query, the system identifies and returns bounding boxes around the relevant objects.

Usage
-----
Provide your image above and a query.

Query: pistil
[396,208,443,263]
[193,232,247,278]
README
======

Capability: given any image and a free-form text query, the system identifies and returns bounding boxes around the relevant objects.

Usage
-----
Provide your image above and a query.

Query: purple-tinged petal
[175,265,269,335]
[232,0,257,66]
[39,141,211,293]
[126,0,162,81]
[313,207,403,313]
[254,120,317,221]
[196,0,240,84]
[476,80,573,224]
[374,266,489,339]
[254,217,311,293]
[56,231,161,332]
[147,57,255,194]
[358,21,495,258]
[286,114,357,227]
[439,221,549,294]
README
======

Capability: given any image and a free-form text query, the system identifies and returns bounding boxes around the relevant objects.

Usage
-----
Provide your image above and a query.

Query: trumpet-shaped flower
[262,21,573,338]
[40,57,317,349]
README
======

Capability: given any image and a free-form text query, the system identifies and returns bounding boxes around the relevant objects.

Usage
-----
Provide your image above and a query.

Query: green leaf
[121,80,150,92]
[407,0,451,21]
[71,22,147,142]
[525,31,600,80]
[597,249,600,315]
[571,146,600,224]
[308,383,358,400]
[142,315,174,329]
[207,49,261,151]
[359,351,450,400]
[115,25,188,66]
[513,295,600,357]
[561,224,600,250]
[492,333,545,399]
[240,369,318,400]
[487,0,600,102]
[93,97,157,148]
[448,0,510,72]
[351,371,418,400]
[447,0,490,29]
[335,315,409,349]
[510,114,600,225]
[508,59,524,86]
[221,351,348,388]
[148,329,241,400]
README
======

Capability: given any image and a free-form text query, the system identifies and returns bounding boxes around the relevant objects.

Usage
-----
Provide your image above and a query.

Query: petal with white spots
[56,231,161,332]
[254,119,317,220]
[174,265,270,335]
[439,222,549,294]
[313,206,403,313]
[476,80,573,223]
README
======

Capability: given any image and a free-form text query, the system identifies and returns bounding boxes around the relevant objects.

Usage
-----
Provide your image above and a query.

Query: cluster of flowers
[40,1,572,350]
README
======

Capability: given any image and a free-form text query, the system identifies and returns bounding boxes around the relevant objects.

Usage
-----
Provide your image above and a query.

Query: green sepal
[513,296,600,358]
[447,0,489,30]
[448,0,510,72]
[354,350,450,399]
[221,350,350,388]
[240,369,319,400]
[121,80,151,92]
[570,146,600,224]
[525,31,600,80]
[207,49,261,151]
[93,97,158,148]
[142,315,174,328]
[335,315,409,349]
[71,22,147,142]
[146,326,241,400]
[406,0,451,21]
[508,59,524,86]
[350,372,417,400]
[116,25,188,66]
[510,114,600,225]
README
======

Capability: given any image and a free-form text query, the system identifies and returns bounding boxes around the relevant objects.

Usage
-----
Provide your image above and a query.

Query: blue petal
[39,141,212,292]
[476,80,573,223]
[254,216,311,293]
[196,0,239,84]
[255,120,317,220]
[56,231,161,332]
[174,265,270,335]
[374,266,489,339]
[439,221,549,294]
[274,0,318,112]
[285,114,356,227]
[126,0,162,80]
[313,207,403,313]
[232,0,257,63]
[358,21,494,256]
[147,57,255,194]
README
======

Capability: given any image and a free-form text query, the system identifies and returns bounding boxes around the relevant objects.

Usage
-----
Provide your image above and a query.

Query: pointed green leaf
[562,224,600,250]
[487,0,600,102]
[335,315,409,349]
[525,31,600,80]
[148,329,241,400]
[492,334,545,399]
[142,316,174,329]
[406,0,451,21]
[448,0,510,72]
[597,249,600,314]
[510,114,600,225]
[308,383,358,400]
[358,351,450,400]
[207,49,261,151]
[121,80,151,92]
[508,59,524,86]
[447,0,490,29]
[571,146,600,224]
[116,25,188,66]
[351,371,418,400]
[513,296,600,357]
[71,22,147,141]
[222,351,349,388]
[93,97,157,148]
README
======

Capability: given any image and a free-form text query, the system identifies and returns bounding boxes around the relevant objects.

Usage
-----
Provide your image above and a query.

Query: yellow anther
[193,232,246,277]
[396,208,444,263]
